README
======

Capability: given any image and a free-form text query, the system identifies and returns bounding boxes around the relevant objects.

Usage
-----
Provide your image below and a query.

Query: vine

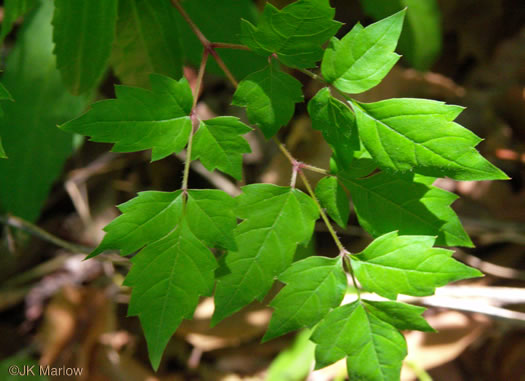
[14,0,506,379]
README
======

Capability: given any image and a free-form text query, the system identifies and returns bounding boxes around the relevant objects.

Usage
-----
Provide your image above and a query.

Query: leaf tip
[313,360,326,371]
[57,121,69,131]
[470,268,484,278]
[260,332,274,343]
[149,352,162,373]
[84,249,101,260]
[210,312,223,328]
[498,171,512,181]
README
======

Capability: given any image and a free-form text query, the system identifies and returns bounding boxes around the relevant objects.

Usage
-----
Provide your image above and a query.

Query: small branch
[208,48,239,87]
[171,0,238,88]
[343,254,360,298]
[4,255,69,287]
[297,68,326,83]
[211,42,251,51]
[274,142,332,176]
[411,296,525,326]
[183,49,209,193]
[273,136,356,285]
[192,48,209,109]
[0,214,92,254]
[170,0,210,47]
[290,161,300,188]
[298,171,345,253]
[272,136,296,163]
[417,285,525,306]
[455,249,525,281]
[301,163,331,176]
[298,168,361,294]
[350,286,525,326]
[183,112,199,193]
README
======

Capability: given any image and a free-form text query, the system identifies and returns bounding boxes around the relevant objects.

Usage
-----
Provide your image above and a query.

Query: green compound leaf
[263,256,347,341]
[308,88,359,169]
[52,0,117,95]
[0,0,38,42]
[232,62,303,138]
[352,98,509,180]
[351,231,482,300]
[315,176,349,228]
[110,0,183,87]
[90,190,236,369]
[322,10,405,94]
[61,74,193,161]
[124,220,217,370]
[340,172,473,247]
[241,0,341,69]
[361,300,435,332]
[360,0,442,71]
[311,300,407,380]
[192,116,252,180]
[212,184,319,325]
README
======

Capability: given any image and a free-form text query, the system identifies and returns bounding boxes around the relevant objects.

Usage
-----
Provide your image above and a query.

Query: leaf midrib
[273,265,340,330]
[110,194,181,251]
[219,191,305,314]
[363,110,491,175]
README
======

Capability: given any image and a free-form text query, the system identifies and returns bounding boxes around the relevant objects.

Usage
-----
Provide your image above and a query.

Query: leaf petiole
[343,253,361,299]
[182,49,209,193]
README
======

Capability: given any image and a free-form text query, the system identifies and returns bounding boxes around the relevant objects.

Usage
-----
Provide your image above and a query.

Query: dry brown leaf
[37,285,116,381]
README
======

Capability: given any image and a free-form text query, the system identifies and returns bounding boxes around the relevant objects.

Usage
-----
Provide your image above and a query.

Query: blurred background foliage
[0,0,525,380]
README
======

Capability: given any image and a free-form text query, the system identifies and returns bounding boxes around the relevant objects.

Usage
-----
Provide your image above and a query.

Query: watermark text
[8,364,83,377]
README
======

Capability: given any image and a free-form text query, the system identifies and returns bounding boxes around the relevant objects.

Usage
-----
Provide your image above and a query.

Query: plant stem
[171,0,209,47]
[302,163,331,175]
[344,254,360,298]
[209,48,239,87]
[211,42,251,51]
[278,141,345,255]
[0,214,92,254]
[273,137,332,176]
[171,0,238,88]
[272,136,295,162]
[183,49,209,193]
[298,171,345,253]
[297,68,326,83]
[290,166,298,188]
[193,48,209,109]
[182,115,197,193]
